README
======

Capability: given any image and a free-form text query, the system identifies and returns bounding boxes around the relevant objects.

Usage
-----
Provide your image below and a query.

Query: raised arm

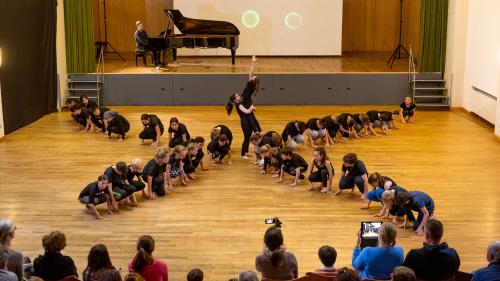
[249,54,256,80]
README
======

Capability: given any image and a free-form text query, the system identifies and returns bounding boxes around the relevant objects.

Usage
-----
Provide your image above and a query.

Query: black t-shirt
[235,104,249,124]
[83,99,98,109]
[337,113,352,127]
[168,154,183,168]
[79,181,110,203]
[242,80,257,108]
[213,125,233,142]
[142,159,165,180]
[352,114,366,126]
[77,107,90,120]
[125,165,142,182]
[400,102,416,111]
[341,160,368,177]
[92,106,110,118]
[379,111,393,121]
[281,122,299,141]
[108,114,130,139]
[146,115,164,132]
[104,166,125,186]
[283,154,308,170]
[33,252,77,281]
[366,110,380,123]
[306,118,320,131]
[169,123,190,140]
[259,136,276,147]
[195,149,204,160]
[207,138,230,153]
[322,116,340,132]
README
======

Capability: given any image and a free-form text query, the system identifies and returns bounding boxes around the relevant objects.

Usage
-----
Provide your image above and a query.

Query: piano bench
[135,51,154,66]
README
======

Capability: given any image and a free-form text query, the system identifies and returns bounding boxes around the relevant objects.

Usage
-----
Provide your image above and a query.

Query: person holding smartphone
[352,222,404,280]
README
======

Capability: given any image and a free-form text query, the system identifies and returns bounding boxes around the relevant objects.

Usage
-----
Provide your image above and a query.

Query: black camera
[265,217,282,228]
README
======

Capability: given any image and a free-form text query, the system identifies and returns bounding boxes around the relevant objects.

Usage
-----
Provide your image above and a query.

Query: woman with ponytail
[226,93,261,159]
[255,226,298,280]
[362,172,397,210]
[128,235,168,281]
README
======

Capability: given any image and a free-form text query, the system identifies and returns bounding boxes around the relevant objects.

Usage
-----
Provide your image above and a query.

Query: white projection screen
[173,0,343,56]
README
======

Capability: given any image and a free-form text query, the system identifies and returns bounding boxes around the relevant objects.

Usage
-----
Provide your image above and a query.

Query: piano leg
[231,48,236,66]
[173,48,178,64]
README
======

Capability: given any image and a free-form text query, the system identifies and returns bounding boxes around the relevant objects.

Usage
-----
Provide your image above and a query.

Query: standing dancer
[226,93,260,159]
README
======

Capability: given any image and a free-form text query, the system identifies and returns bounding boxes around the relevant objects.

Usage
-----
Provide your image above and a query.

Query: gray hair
[0,220,15,246]
[487,241,500,262]
[239,271,258,281]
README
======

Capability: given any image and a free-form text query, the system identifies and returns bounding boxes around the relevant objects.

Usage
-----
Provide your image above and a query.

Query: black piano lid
[165,9,240,36]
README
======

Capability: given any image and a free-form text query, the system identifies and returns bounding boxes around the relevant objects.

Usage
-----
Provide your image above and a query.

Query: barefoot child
[278,148,308,186]
[78,175,113,219]
[207,134,232,166]
[307,147,334,193]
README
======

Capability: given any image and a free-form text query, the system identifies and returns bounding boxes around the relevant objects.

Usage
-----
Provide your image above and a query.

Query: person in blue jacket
[352,222,404,280]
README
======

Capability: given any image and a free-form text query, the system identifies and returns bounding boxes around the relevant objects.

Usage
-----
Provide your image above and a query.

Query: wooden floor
[103,51,409,74]
[1,106,499,280]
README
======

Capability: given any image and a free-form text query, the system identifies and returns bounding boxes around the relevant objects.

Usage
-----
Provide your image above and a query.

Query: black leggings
[308,168,329,187]
[241,122,253,156]
[169,137,184,148]
[141,175,166,197]
[130,180,146,192]
[140,127,163,141]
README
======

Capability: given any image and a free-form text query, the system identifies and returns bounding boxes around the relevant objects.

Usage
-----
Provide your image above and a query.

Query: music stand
[387,0,409,67]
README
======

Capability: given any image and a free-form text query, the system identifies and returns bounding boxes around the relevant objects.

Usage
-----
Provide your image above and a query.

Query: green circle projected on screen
[241,10,260,29]
[285,12,303,30]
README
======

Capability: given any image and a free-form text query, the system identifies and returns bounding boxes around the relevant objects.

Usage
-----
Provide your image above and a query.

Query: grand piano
[149,9,240,65]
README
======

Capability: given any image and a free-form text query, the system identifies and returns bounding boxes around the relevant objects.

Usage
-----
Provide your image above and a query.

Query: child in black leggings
[307,147,334,193]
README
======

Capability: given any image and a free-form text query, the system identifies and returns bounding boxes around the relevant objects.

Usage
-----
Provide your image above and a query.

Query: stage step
[412,79,445,82]
[414,87,448,91]
[68,80,103,83]
[415,103,450,107]
[414,95,449,99]
[68,88,101,91]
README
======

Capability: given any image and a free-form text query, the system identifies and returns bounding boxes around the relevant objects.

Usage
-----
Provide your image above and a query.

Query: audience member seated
[255,226,298,280]
[33,231,77,281]
[83,244,122,281]
[239,271,259,281]
[352,222,404,280]
[471,241,500,281]
[187,268,204,281]
[128,235,168,281]
[392,266,416,281]
[124,272,146,281]
[0,220,23,281]
[337,267,361,281]
[315,245,338,274]
[403,219,460,281]
[0,246,17,281]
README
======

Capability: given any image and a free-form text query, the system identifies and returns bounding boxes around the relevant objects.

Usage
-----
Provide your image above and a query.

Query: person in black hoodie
[33,231,77,281]
[403,219,460,281]
[106,113,130,141]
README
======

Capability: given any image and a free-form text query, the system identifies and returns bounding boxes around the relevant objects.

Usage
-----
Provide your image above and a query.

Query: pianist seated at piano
[134,21,148,54]
[134,21,161,66]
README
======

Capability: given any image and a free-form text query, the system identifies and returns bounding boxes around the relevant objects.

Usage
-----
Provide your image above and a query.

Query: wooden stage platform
[0,106,499,280]
[103,51,409,74]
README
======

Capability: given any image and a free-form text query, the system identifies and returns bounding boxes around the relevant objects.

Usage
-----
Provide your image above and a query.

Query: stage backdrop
[174,0,343,56]
[0,0,58,134]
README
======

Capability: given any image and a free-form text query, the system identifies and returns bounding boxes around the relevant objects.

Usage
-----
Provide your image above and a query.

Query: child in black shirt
[207,134,232,166]
[277,148,308,186]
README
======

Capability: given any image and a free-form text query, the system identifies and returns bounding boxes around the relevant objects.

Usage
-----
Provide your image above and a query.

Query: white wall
[446,0,500,136]
[56,0,68,108]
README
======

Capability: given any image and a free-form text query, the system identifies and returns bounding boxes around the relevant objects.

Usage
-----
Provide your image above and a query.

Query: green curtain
[418,0,449,72]
[64,0,95,73]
